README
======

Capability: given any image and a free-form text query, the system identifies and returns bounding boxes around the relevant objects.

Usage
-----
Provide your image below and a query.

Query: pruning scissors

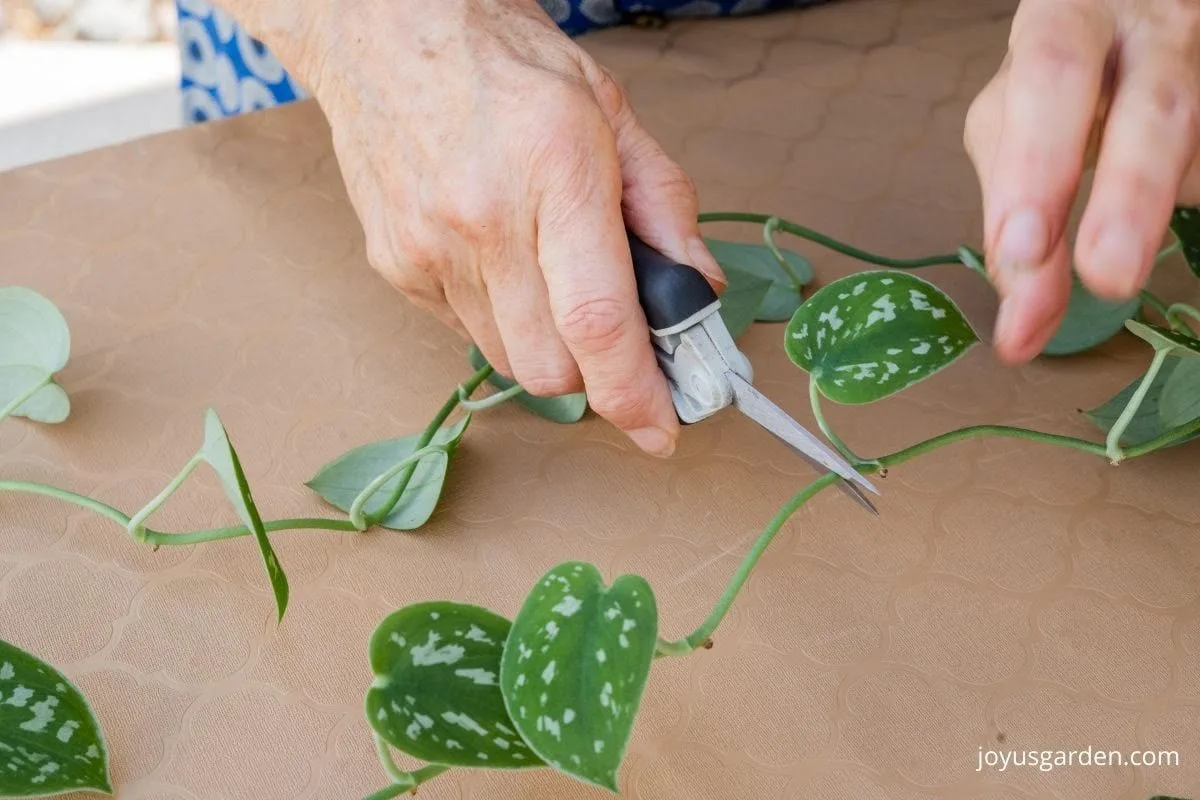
[626,233,880,516]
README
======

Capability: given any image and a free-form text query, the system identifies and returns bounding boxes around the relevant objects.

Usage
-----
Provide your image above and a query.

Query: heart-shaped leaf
[704,237,814,321]
[500,562,657,792]
[366,602,544,770]
[199,409,288,621]
[717,266,773,339]
[306,415,470,530]
[467,346,587,424]
[1159,357,1200,430]
[1042,277,1141,355]
[1084,357,1200,448]
[1125,320,1200,358]
[1169,205,1200,279]
[0,365,69,424]
[785,271,978,404]
[0,287,72,425]
[0,638,112,797]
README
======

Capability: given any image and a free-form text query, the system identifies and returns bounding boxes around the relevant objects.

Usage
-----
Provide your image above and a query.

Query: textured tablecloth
[2,1,1198,798]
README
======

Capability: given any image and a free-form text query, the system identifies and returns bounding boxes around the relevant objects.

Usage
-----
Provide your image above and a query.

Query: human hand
[246,0,724,458]
[964,0,1200,364]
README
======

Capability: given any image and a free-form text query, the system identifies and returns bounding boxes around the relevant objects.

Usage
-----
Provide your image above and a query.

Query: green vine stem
[0,372,52,423]
[127,454,202,538]
[1166,303,1200,336]
[365,364,493,526]
[699,212,962,268]
[1105,348,1173,464]
[1140,290,1172,323]
[762,216,806,292]
[457,382,523,411]
[365,733,450,800]
[807,375,875,467]
[348,444,451,529]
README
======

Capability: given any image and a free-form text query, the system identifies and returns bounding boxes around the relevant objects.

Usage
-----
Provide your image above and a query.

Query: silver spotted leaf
[704,237,814,321]
[1126,320,1200,358]
[306,416,471,529]
[1084,357,1200,448]
[1160,357,1200,431]
[785,271,978,404]
[1169,205,1200,279]
[717,265,773,339]
[0,639,111,797]
[200,409,288,621]
[467,346,587,424]
[366,602,543,770]
[500,562,657,792]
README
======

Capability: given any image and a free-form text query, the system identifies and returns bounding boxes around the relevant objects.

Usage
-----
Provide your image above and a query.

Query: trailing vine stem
[698,212,962,268]
[1166,302,1200,336]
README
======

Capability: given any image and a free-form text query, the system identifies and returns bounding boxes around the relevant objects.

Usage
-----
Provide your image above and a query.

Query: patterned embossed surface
[2,2,1199,798]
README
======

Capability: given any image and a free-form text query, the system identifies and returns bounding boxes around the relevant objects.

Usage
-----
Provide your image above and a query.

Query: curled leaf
[785,271,978,404]
[467,346,586,424]
[306,416,471,530]
[366,602,544,770]
[500,562,658,792]
[200,409,289,621]
[0,638,112,797]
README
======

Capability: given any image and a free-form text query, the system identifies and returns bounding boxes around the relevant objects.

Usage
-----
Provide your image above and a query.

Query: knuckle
[435,187,504,238]
[554,295,629,352]
[518,369,581,398]
[1149,79,1200,139]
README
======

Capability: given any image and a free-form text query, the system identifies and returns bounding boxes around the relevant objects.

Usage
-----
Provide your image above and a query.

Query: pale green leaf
[1125,320,1200,358]
[1169,205,1200,280]
[0,365,69,424]
[1042,277,1141,355]
[1083,357,1200,448]
[500,562,657,792]
[366,602,544,770]
[0,639,111,797]
[717,265,773,339]
[785,271,979,404]
[199,409,288,621]
[305,416,470,530]
[703,237,813,321]
[466,346,587,424]
[0,287,70,375]
[1159,357,1200,430]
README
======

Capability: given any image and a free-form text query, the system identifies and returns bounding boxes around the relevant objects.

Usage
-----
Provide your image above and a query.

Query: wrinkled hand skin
[228,0,727,459]
[965,0,1200,364]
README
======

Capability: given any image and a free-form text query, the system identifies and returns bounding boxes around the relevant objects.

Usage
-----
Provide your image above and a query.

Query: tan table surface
[3,1,1199,798]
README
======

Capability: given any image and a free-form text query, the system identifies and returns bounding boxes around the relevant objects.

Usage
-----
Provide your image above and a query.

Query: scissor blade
[726,372,880,514]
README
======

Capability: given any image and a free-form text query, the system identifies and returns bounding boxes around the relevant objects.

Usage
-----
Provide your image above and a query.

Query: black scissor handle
[627,233,719,334]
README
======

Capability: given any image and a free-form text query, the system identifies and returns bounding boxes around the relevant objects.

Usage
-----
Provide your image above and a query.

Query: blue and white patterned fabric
[176,0,824,123]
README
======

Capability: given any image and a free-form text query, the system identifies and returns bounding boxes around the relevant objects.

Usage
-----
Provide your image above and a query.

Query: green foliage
[716,266,773,338]
[1159,357,1200,430]
[785,271,978,404]
[1084,357,1200,448]
[366,602,542,770]
[466,346,587,424]
[199,410,289,621]
[0,287,71,424]
[1042,277,1141,356]
[1169,205,1200,280]
[704,237,814,321]
[500,563,657,792]
[0,639,111,797]
[306,416,470,530]
[1126,320,1200,358]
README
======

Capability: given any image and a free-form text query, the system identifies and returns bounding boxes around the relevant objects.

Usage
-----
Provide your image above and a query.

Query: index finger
[536,119,681,458]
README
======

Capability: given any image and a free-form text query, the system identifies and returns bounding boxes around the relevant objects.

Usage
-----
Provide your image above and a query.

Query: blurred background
[0,0,183,171]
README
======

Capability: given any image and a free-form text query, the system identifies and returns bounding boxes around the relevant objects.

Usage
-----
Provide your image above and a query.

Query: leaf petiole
[349,444,451,530]
[763,216,806,293]
[1105,348,1173,464]
[1165,303,1200,337]
[457,382,524,411]
[808,374,874,467]
[365,733,451,800]
[0,371,51,423]
[126,454,202,540]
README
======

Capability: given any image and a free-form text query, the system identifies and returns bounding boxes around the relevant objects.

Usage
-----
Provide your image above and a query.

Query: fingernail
[1090,223,1145,295]
[994,207,1049,273]
[687,237,726,288]
[628,426,676,458]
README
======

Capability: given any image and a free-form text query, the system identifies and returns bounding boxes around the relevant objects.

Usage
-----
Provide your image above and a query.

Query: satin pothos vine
[1,208,1198,799]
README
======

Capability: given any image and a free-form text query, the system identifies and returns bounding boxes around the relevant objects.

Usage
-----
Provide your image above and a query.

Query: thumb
[585,67,725,291]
